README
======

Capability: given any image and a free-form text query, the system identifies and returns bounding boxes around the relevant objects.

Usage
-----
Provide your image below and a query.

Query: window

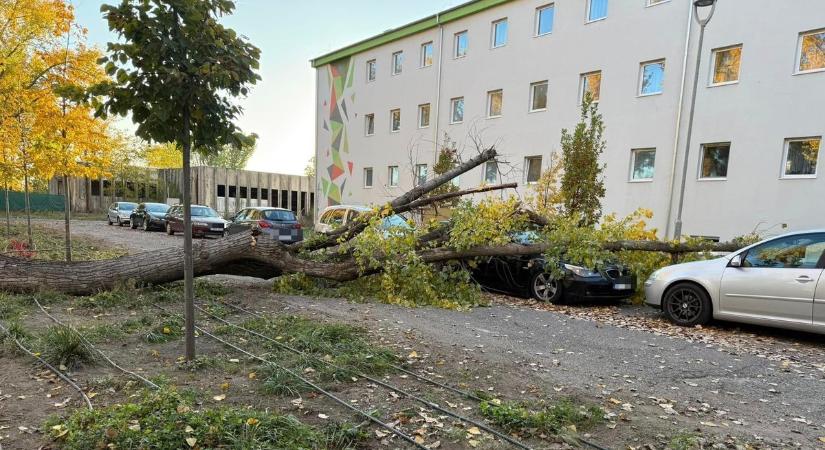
[535,4,555,36]
[261,189,268,200]
[483,161,498,184]
[391,51,403,75]
[530,81,548,111]
[782,137,820,178]
[700,143,730,179]
[525,156,542,184]
[797,29,825,73]
[580,71,602,102]
[639,60,665,96]
[450,97,464,124]
[366,59,376,82]
[240,186,247,197]
[454,31,468,58]
[250,187,258,199]
[487,90,503,118]
[418,103,431,128]
[630,148,656,181]
[388,166,400,187]
[363,167,373,188]
[216,184,225,197]
[390,109,401,132]
[491,19,508,48]
[365,113,375,136]
[321,209,345,228]
[415,164,428,186]
[420,42,433,67]
[743,233,825,269]
[711,45,742,85]
[587,0,608,22]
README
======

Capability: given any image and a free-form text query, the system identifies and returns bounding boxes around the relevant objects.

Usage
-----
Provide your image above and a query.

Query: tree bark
[182,107,195,361]
[4,182,10,238]
[63,174,72,262]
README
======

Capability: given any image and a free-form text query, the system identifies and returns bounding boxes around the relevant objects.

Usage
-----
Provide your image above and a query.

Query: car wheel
[130,218,137,229]
[662,283,712,327]
[166,223,174,235]
[143,218,150,231]
[117,217,123,227]
[530,272,563,304]
[107,216,112,225]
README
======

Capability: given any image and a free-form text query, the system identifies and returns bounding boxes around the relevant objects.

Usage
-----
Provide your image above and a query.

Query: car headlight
[646,269,663,282]
[563,264,600,277]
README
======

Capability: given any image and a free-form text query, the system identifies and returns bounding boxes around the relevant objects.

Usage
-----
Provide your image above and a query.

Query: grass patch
[44,388,365,449]
[39,326,94,369]
[668,432,699,450]
[479,398,603,440]
[260,365,312,396]
[240,315,397,381]
[0,292,30,320]
[0,224,125,261]
[142,316,183,344]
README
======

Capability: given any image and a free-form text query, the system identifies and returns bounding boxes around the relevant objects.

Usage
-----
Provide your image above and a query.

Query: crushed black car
[470,232,636,304]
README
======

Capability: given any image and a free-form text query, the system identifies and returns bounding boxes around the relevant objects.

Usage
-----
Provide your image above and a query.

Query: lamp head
[694,0,715,7]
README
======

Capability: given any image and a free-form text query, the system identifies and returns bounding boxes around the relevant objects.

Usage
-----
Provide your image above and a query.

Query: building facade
[50,167,315,218]
[312,0,825,240]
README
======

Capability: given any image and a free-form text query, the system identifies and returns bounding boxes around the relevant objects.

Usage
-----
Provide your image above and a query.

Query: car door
[170,206,183,231]
[108,203,117,221]
[719,233,825,325]
[814,274,825,329]
[226,209,249,235]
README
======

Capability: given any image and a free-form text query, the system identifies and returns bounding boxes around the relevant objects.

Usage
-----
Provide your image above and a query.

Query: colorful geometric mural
[320,57,355,206]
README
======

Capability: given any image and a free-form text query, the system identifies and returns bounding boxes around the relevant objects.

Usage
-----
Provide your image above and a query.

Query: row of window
[365,2,825,82]
[360,137,822,189]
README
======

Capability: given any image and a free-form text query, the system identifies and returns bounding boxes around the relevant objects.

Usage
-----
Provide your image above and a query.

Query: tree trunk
[4,182,10,238]
[63,174,72,262]
[23,170,32,247]
[182,108,195,361]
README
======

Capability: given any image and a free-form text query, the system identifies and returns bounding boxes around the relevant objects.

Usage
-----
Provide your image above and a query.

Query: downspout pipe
[433,13,445,163]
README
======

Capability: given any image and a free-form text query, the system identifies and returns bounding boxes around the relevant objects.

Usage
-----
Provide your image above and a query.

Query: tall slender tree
[559,94,606,227]
[96,0,260,360]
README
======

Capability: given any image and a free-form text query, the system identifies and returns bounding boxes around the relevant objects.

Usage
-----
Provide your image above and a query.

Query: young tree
[97,0,260,360]
[303,155,315,178]
[559,94,606,227]
[426,134,461,216]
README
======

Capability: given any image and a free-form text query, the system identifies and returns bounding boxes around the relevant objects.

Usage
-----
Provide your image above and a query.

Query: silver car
[107,201,138,227]
[645,230,825,333]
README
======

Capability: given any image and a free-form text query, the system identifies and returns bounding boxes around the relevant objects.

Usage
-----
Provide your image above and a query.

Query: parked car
[645,230,825,333]
[471,232,636,303]
[129,202,170,231]
[164,204,228,237]
[316,205,411,233]
[225,207,303,243]
[106,202,138,226]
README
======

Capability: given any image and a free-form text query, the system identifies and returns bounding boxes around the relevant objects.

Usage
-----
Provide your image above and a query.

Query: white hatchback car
[645,230,825,333]
[316,205,410,233]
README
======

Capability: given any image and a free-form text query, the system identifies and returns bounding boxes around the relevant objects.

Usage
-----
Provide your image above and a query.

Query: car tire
[166,223,174,235]
[662,282,712,327]
[117,217,123,227]
[143,218,150,231]
[530,272,563,304]
[107,216,112,225]
[130,218,137,229]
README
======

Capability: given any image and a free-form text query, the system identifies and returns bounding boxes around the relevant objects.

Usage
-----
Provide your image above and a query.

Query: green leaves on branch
[559,95,606,226]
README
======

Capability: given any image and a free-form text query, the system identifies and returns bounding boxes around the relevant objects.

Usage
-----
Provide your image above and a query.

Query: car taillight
[257,220,272,228]
[293,223,302,230]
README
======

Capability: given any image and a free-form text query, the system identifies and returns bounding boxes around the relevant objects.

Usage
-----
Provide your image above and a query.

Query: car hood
[652,256,730,280]
[192,217,226,223]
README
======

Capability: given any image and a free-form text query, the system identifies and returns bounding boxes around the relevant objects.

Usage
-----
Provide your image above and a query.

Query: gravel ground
[23,219,825,447]
[28,218,186,253]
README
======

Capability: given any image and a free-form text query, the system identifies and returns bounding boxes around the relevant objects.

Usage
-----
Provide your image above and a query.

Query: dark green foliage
[40,326,94,369]
[560,95,606,226]
[96,0,260,153]
[44,388,364,449]
[142,316,183,343]
[260,365,312,397]
[479,398,603,438]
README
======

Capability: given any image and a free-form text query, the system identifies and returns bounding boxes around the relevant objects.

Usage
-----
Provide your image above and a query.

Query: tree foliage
[559,95,605,226]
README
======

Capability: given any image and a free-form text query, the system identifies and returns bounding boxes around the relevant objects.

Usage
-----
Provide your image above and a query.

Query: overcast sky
[74,0,465,175]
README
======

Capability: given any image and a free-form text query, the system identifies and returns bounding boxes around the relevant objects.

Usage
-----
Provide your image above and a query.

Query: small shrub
[260,365,311,396]
[142,317,183,343]
[44,388,363,449]
[479,398,603,438]
[40,326,94,369]
[668,432,699,450]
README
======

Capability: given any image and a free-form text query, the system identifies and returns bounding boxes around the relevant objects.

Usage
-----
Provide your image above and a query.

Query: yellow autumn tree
[144,142,182,169]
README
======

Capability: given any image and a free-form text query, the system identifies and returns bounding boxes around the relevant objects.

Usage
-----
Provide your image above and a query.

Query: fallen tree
[0,148,744,295]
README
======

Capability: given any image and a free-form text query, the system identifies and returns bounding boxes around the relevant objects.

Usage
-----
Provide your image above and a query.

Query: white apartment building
[312,0,825,240]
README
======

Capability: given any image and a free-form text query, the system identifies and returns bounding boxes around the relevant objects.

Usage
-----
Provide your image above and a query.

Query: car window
[346,209,361,223]
[146,204,169,213]
[263,210,296,221]
[120,203,136,211]
[743,233,825,269]
[248,210,261,220]
[322,209,345,227]
[234,209,249,221]
[192,206,219,217]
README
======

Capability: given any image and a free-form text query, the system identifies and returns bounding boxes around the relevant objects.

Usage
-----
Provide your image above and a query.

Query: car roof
[117,201,137,205]
[322,205,371,212]
[244,207,293,212]
[143,202,168,206]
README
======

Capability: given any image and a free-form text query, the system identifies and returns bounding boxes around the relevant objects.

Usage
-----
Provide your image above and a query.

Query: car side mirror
[729,254,743,268]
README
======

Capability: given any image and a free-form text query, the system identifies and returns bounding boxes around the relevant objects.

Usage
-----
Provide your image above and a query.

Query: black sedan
[130,202,171,231]
[470,232,636,304]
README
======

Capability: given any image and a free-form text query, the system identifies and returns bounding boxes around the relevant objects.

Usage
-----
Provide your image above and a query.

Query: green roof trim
[311,0,512,68]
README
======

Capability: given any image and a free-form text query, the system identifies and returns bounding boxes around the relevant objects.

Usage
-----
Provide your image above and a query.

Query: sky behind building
[73,0,465,175]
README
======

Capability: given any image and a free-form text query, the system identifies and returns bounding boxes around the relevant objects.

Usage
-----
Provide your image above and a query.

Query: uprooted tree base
[0,148,741,296]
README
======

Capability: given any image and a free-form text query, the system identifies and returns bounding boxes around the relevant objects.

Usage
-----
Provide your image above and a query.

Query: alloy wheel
[532,273,558,302]
[666,288,702,322]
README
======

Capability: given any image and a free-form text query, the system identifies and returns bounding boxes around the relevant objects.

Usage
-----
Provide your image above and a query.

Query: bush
[40,326,94,369]
[45,388,365,449]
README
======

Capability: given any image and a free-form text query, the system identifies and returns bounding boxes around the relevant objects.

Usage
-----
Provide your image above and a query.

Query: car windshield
[146,204,169,213]
[119,203,136,210]
[381,214,410,229]
[263,210,296,221]
[192,207,220,217]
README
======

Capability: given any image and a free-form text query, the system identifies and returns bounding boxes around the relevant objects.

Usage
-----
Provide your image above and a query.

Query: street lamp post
[673,0,717,239]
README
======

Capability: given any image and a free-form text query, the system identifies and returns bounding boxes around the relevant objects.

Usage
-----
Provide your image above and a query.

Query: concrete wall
[314,0,825,240]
